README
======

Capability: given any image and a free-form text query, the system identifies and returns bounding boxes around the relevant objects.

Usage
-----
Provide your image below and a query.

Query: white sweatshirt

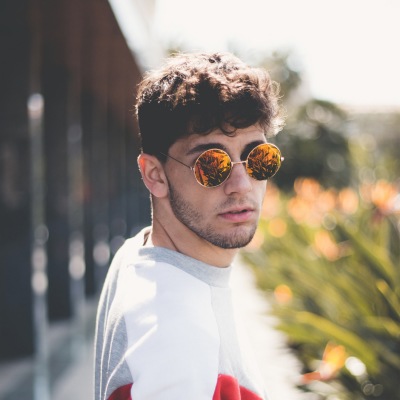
[94,227,267,400]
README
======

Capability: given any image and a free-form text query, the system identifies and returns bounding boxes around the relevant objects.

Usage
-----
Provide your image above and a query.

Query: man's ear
[137,153,169,198]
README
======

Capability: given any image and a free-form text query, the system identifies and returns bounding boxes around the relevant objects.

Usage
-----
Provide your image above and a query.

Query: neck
[149,214,238,268]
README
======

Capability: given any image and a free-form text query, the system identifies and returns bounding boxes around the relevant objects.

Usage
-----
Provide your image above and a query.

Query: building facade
[0,0,157,362]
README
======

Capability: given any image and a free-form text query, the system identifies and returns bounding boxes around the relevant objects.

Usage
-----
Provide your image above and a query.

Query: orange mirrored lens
[246,143,281,180]
[194,149,231,187]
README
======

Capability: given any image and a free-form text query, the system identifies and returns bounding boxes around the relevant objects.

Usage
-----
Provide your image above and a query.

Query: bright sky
[153,0,400,108]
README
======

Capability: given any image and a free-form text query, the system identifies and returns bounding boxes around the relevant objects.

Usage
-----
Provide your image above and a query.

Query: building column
[0,0,34,358]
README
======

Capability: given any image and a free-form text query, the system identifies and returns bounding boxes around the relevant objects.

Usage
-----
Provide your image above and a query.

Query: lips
[218,207,255,223]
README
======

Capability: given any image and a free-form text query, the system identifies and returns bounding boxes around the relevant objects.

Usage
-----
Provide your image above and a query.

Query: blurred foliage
[240,50,400,399]
[349,111,400,181]
[252,52,354,191]
[253,51,400,192]
[274,99,353,190]
[242,141,400,398]
[258,51,303,103]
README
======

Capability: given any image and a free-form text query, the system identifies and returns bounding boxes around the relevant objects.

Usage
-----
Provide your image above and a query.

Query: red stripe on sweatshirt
[108,383,132,400]
[213,374,263,400]
[108,375,262,400]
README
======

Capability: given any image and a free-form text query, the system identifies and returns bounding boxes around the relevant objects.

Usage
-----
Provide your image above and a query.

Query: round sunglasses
[161,143,283,188]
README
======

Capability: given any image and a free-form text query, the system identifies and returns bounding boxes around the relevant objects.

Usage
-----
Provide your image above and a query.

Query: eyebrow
[187,140,266,159]
[186,142,229,156]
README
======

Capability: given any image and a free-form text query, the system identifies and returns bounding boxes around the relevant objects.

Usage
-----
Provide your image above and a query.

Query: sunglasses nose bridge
[231,160,247,168]
[228,160,250,181]
[230,160,248,176]
[222,158,254,193]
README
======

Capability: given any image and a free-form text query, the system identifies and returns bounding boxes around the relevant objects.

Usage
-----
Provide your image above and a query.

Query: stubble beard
[168,183,257,249]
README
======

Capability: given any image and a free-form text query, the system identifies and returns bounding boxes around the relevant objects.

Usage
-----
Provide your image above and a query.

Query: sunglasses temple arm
[160,152,194,170]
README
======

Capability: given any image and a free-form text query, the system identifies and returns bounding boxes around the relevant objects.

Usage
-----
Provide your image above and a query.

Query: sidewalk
[231,259,306,400]
[52,341,94,400]
[0,301,97,400]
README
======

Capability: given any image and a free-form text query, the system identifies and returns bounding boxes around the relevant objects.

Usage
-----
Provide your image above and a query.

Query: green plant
[242,178,400,399]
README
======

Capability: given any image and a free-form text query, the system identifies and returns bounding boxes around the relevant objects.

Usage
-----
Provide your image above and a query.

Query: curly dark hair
[135,52,284,158]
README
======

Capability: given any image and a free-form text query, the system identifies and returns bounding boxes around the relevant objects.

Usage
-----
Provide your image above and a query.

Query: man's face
[162,125,268,249]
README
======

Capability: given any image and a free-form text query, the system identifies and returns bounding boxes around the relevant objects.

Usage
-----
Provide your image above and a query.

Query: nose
[223,161,252,195]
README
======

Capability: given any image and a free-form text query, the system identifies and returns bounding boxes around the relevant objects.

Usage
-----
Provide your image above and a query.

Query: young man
[94,52,284,400]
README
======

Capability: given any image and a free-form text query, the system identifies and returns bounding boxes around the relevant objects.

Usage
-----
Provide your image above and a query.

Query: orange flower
[287,196,310,223]
[301,342,347,384]
[371,180,399,214]
[313,230,340,261]
[294,178,322,201]
[268,218,287,238]
[289,178,338,227]
[338,187,359,215]
[274,284,293,305]
[361,180,399,215]
[317,189,337,214]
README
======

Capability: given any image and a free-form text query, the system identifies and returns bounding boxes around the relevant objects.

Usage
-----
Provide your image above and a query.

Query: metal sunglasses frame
[160,142,283,188]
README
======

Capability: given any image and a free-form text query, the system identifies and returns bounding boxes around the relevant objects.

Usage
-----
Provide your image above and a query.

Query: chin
[206,225,257,249]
